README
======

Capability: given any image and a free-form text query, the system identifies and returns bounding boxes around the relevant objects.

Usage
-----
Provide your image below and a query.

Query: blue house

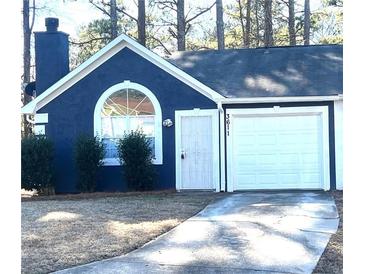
[22,18,343,193]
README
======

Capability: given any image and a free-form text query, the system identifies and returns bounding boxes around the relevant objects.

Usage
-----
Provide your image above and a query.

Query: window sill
[102,158,163,166]
[102,158,120,166]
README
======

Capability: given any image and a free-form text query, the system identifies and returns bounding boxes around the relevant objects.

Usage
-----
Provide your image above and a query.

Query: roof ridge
[167,44,343,58]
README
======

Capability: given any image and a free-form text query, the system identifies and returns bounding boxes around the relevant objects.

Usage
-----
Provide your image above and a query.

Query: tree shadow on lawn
[21,192,222,273]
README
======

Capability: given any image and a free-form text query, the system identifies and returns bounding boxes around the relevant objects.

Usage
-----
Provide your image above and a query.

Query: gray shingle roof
[167,44,343,98]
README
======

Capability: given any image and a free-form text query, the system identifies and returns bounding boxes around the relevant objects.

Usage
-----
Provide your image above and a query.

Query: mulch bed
[21,189,177,202]
[313,191,343,273]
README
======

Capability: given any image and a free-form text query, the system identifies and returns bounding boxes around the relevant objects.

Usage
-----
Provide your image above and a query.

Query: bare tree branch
[155,0,178,11]
[30,0,36,32]
[116,6,138,22]
[186,2,215,24]
[150,36,172,55]
[70,37,111,46]
[168,27,177,38]
[89,0,110,16]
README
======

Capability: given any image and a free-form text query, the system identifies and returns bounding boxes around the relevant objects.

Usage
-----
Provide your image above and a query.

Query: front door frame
[175,109,220,192]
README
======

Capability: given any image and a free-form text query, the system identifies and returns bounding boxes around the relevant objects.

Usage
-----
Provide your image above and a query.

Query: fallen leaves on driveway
[314,191,343,273]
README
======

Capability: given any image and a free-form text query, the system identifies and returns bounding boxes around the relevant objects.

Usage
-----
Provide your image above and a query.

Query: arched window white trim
[94,80,163,165]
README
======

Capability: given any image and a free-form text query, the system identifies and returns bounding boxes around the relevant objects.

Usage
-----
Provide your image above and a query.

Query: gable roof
[21,34,224,114]
[168,44,343,98]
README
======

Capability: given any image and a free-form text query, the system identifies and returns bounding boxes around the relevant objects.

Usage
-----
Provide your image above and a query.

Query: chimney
[35,17,69,96]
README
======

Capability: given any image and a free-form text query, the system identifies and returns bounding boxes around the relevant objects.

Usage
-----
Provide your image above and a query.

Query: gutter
[219,95,343,104]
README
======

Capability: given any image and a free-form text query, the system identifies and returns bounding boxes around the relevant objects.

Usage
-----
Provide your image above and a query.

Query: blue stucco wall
[35,31,69,95]
[38,47,216,193]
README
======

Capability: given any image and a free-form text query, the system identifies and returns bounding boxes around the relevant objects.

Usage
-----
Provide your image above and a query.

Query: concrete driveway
[55,192,339,274]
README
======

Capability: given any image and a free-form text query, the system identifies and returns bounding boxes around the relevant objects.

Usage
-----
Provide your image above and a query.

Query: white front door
[175,109,219,191]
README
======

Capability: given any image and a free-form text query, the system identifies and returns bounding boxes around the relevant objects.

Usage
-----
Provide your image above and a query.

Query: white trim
[334,100,343,190]
[34,113,48,124]
[220,95,342,104]
[21,34,223,114]
[321,107,330,191]
[102,158,120,166]
[226,106,331,192]
[175,109,220,192]
[219,105,226,192]
[34,125,45,135]
[94,81,163,165]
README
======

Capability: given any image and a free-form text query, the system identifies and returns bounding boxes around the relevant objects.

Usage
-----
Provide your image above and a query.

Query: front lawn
[314,191,343,273]
[21,191,220,273]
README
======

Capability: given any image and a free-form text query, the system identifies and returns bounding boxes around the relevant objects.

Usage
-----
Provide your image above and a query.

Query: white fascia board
[21,34,223,114]
[34,113,48,124]
[220,95,343,104]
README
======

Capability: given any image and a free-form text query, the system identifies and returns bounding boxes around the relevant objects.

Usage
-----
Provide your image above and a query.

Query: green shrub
[21,135,54,193]
[117,131,156,191]
[74,134,105,192]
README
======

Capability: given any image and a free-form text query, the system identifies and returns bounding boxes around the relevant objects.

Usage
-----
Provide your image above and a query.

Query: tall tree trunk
[110,0,118,39]
[264,0,273,47]
[304,0,310,45]
[216,0,225,50]
[255,0,260,47]
[177,0,185,51]
[288,0,296,45]
[238,0,245,46]
[23,0,35,136]
[138,0,146,46]
[244,0,252,47]
[23,0,31,85]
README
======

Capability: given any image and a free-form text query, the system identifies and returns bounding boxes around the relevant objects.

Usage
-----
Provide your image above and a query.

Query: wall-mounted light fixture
[163,119,173,127]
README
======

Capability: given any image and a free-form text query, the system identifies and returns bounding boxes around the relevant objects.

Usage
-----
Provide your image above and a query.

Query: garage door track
[55,192,339,274]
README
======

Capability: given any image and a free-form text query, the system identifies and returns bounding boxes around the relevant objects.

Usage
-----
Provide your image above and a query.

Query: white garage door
[227,107,330,191]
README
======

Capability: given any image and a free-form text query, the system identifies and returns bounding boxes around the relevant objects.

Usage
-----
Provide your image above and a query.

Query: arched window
[94,81,162,165]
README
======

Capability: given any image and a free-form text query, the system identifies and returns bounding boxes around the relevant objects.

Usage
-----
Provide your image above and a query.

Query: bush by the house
[74,134,105,192]
[117,131,156,191]
[21,135,54,194]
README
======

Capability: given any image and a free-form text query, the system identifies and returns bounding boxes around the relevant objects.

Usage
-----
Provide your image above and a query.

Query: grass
[314,191,343,273]
[21,191,221,274]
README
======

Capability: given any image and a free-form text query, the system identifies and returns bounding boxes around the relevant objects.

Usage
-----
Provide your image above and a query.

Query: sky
[33,0,104,37]
[33,0,324,39]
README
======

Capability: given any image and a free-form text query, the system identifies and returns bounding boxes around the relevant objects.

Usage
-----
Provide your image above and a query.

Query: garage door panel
[279,153,300,165]
[257,174,278,184]
[234,154,256,166]
[279,173,300,184]
[256,134,277,145]
[256,154,277,165]
[235,134,256,146]
[235,118,255,128]
[235,174,256,186]
[229,111,325,190]
[255,117,278,128]
[302,172,321,183]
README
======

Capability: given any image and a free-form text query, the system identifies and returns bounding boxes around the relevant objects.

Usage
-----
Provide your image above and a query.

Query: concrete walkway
[55,192,339,274]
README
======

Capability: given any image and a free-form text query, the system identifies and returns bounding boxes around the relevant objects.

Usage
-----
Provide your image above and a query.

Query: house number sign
[226,114,230,136]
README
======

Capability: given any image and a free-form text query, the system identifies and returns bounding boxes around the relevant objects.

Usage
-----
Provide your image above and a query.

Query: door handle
[181,150,185,159]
